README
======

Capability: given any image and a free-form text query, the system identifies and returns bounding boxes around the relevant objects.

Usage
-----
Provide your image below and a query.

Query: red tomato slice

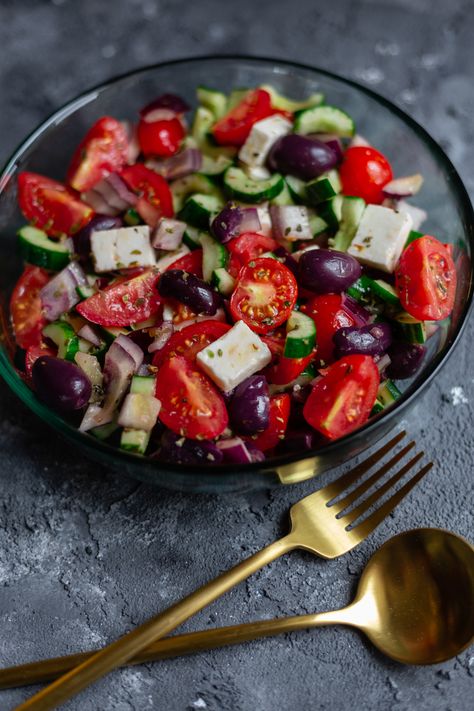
[302,294,357,366]
[10,266,50,349]
[76,269,161,327]
[267,352,315,386]
[153,321,231,368]
[155,355,228,439]
[230,258,297,334]
[25,343,56,378]
[137,116,185,157]
[18,172,93,237]
[339,146,393,204]
[212,89,274,146]
[120,165,173,226]
[303,355,379,440]
[227,232,278,278]
[67,117,129,192]
[165,249,203,277]
[261,330,286,360]
[395,235,457,321]
[247,393,291,452]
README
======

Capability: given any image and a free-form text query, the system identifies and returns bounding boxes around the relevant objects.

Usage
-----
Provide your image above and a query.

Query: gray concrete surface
[0,0,473,709]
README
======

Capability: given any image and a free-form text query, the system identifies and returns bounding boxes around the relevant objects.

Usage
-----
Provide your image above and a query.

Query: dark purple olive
[273,246,299,279]
[267,134,338,180]
[386,343,426,380]
[158,270,221,315]
[32,356,92,413]
[73,215,123,261]
[159,430,223,465]
[229,375,270,435]
[276,428,318,454]
[139,93,190,117]
[333,323,393,358]
[299,248,362,293]
[308,134,344,163]
[211,202,243,243]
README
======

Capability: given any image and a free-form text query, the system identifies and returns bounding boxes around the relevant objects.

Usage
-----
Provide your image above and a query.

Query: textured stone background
[0,1,473,709]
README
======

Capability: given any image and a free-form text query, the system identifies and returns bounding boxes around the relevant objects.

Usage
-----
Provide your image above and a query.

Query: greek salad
[9,84,457,466]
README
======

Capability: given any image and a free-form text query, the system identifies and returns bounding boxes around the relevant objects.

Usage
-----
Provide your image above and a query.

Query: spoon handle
[14,535,296,711]
[1,609,349,691]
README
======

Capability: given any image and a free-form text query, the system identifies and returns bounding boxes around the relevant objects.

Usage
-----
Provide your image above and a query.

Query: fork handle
[15,534,296,711]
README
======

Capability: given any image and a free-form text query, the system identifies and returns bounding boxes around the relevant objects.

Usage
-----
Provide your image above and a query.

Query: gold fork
[15,430,431,711]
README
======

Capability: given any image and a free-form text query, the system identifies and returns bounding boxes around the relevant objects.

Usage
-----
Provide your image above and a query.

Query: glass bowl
[0,56,472,493]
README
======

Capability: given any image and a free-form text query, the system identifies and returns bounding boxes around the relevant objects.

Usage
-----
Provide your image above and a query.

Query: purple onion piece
[267,134,338,180]
[333,322,393,358]
[115,335,144,371]
[73,215,123,261]
[40,262,87,322]
[81,190,120,216]
[159,430,223,465]
[152,218,186,250]
[243,442,266,463]
[210,203,261,244]
[32,356,92,414]
[375,352,391,375]
[148,321,174,353]
[147,148,202,181]
[158,270,221,315]
[77,324,101,347]
[217,437,253,464]
[229,375,270,435]
[122,121,141,165]
[382,174,424,199]
[341,294,372,326]
[270,205,313,241]
[139,93,190,117]
[386,343,426,380]
[276,429,318,454]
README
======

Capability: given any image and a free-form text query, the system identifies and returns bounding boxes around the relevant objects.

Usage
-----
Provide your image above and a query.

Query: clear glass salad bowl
[0,56,472,493]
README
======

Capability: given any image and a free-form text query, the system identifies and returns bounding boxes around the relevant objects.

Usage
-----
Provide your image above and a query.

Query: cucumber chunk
[294,105,355,137]
[259,85,324,112]
[18,226,71,271]
[212,267,235,296]
[306,170,341,205]
[223,166,284,203]
[200,233,228,282]
[284,311,316,358]
[317,195,343,230]
[197,86,228,119]
[130,375,156,396]
[285,175,307,204]
[331,196,366,252]
[120,428,150,454]
[170,173,224,213]
[178,193,224,229]
[43,321,79,361]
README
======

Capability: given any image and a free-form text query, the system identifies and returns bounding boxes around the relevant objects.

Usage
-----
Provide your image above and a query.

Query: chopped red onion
[115,334,144,371]
[139,93,190,117]
[211,203,261,243]
[142,108,178,123]
[40,262,87,322]
[82,173,138,215]
[382,174,424,199]
[122,121,140,165]
[341,293,371,326]
[270,205,313,241]
[375,353,391,373]
[349,134,371,148]
[81,190,119,216]
[148,321,174,353]
[146,148,202,181]
[217,437,253,464]
[152,218,186,250]
[77,324,102,347]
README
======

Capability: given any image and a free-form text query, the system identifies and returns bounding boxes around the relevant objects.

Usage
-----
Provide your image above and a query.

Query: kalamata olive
[267,134,338,180]
[211,203,243,243]
[333,323,393,358]
[229,375,270,435]
[299,248,362,293]
[73,215,123,261]
[32,356,92,413]
[386,343,426,380]
[276,428,318,454]
[159,430,223,465]
[158,270,221,315]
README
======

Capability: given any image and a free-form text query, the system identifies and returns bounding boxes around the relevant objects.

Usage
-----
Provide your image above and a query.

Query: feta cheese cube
[91,226,156,273]
[238,115,292,167]
[196,320,272,392]
[347,205,413,273]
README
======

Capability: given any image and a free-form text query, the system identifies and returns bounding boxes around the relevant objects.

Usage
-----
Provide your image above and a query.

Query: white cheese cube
[347,205,413,273]
[91,226,156,273]
[238,115,292,167]
[196,320,272,392]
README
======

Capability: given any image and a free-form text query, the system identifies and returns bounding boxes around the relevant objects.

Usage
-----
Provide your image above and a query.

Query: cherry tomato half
[120,165,173,226]
[267,352,315,386]
[10,266,50,349]
[303,355,379,440]
[165,249,203,277]
[76,269,161,327]
[25,343,56,378]
[155,355,228,439]
[67,117,129,192]
[301,294,357,366]
[395,235,457,321]
[230,258,298,335]
[227,232,278,278]
[212,89,274,146]
[340,146,393,204]
[152,321,231,368]
[247,393,291,451]
[18,172,93,237]
[137,115,185,157]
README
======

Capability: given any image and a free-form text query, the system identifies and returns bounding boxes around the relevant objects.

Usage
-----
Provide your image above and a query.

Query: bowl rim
[0,53,473,481]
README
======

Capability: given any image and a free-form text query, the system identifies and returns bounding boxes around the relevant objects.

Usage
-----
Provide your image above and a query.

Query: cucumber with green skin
[284,311,316,358]
[259,85,324,112]
[171,173,224,212]
[223,166,284,203]
[197,86,228,119]
[212,267,235,296]
[43,321,80,361]
[120,428,150,454]
[306,170,341,205]
[200,233,228,282]
[294,105,355,137]
[331,196,366,252]
[18,226,71,271]
[178,193,224,230]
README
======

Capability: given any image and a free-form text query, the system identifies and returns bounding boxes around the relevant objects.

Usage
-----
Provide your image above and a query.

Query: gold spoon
[4,527,473,693]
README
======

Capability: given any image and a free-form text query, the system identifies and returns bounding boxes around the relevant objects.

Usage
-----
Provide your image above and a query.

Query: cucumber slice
[346,275,374,303]
[227,88,250,110]
[76,284,97,300]
[170,173,224,212]
[270,181,294,206]
[370,279,401,306]
[43,321,80,361]
[306,170,341,205]
[191,106,237,159]
[91,420,119,440]
[200,233,228,282]
[197,86,228,119]
[123,208,141,226]
[223,166,284,203]
[178,193,224,229]
[120,428,150,454]
[18,226,71,271]
[404,229,424,248]
[307,213,328,237]
[317,195,343,230]
[183,225,206,250]
[99,326,130,345]
[212,267,235,296]
[200,154,234,177]
[294,105,355,137]
[394,311,427,344]
[331,196,366,251]
[377,379,402,407]
[284,311,316,358]
[259,85,324,112]
[130,375,156,396]
[285,175,307,204]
